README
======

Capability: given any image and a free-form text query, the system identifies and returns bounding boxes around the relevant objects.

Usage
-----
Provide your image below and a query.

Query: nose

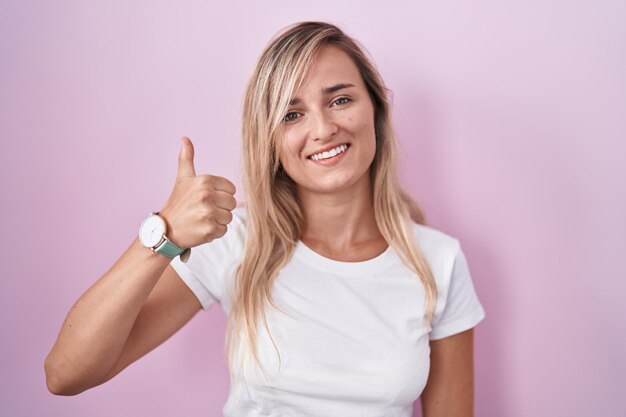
[309,109,338,142]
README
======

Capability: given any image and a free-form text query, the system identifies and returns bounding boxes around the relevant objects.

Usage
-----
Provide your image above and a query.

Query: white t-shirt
[170,207,485,417]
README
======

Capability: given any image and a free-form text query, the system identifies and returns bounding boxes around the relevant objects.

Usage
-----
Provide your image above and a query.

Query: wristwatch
[138,211,190,261]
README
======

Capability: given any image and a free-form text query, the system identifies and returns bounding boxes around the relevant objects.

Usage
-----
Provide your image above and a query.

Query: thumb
[177,136,196,178]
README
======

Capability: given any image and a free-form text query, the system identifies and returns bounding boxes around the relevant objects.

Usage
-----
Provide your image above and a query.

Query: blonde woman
[46,21,485,417]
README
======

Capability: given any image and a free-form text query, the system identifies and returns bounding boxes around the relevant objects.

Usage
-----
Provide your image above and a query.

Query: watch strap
[155,237,185,258]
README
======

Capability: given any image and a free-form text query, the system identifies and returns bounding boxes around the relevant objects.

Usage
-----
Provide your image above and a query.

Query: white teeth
[310,144,348,161]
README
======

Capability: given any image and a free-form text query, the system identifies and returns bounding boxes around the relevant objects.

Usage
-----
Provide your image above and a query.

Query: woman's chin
[297,172,371,197]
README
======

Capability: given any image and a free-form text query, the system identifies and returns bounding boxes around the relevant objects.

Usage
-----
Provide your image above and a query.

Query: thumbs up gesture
[158,136,237,249]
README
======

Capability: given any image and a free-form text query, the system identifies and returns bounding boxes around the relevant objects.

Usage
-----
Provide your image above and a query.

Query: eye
[332,97,351,106]
[283,112,301,122]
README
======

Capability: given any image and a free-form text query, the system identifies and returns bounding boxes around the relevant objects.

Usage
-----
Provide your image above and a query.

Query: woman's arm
[44,137,237,395]
[420,328,475,417]
[44,238,202,395]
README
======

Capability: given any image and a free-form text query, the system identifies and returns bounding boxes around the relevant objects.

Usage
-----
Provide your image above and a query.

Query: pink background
[1,1,625,416]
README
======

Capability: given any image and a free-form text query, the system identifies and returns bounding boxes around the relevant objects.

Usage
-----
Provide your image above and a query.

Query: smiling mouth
[307,143,351,161]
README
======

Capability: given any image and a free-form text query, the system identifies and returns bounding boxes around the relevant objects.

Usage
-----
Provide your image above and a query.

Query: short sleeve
[169,207,246,311]
[429,242,486,340]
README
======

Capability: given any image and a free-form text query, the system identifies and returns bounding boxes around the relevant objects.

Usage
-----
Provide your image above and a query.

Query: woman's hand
[158,136,237,249]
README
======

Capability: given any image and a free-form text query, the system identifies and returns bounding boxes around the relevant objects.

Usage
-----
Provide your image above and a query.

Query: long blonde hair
[226,21,437,383]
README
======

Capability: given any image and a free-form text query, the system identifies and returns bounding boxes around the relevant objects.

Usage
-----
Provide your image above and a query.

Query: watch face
[139,214,166,248]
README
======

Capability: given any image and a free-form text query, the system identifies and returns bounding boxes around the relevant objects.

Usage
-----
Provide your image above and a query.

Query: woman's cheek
[280,134,304,167]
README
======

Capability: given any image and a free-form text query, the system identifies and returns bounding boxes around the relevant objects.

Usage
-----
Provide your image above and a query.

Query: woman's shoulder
[410,221,462,267]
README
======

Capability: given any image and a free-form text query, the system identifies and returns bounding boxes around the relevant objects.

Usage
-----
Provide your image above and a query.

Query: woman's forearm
[44,237,171,395]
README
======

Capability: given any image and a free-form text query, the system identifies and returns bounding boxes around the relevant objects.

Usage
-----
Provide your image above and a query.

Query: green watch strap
[155,238,185,258]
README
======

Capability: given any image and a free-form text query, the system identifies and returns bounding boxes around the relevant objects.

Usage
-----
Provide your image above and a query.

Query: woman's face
[277,45,377,197]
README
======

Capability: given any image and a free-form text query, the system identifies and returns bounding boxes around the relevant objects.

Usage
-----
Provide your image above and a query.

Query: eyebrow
[288,83,355,106]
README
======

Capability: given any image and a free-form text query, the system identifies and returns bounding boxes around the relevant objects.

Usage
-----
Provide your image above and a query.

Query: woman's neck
[297,176,383,251]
